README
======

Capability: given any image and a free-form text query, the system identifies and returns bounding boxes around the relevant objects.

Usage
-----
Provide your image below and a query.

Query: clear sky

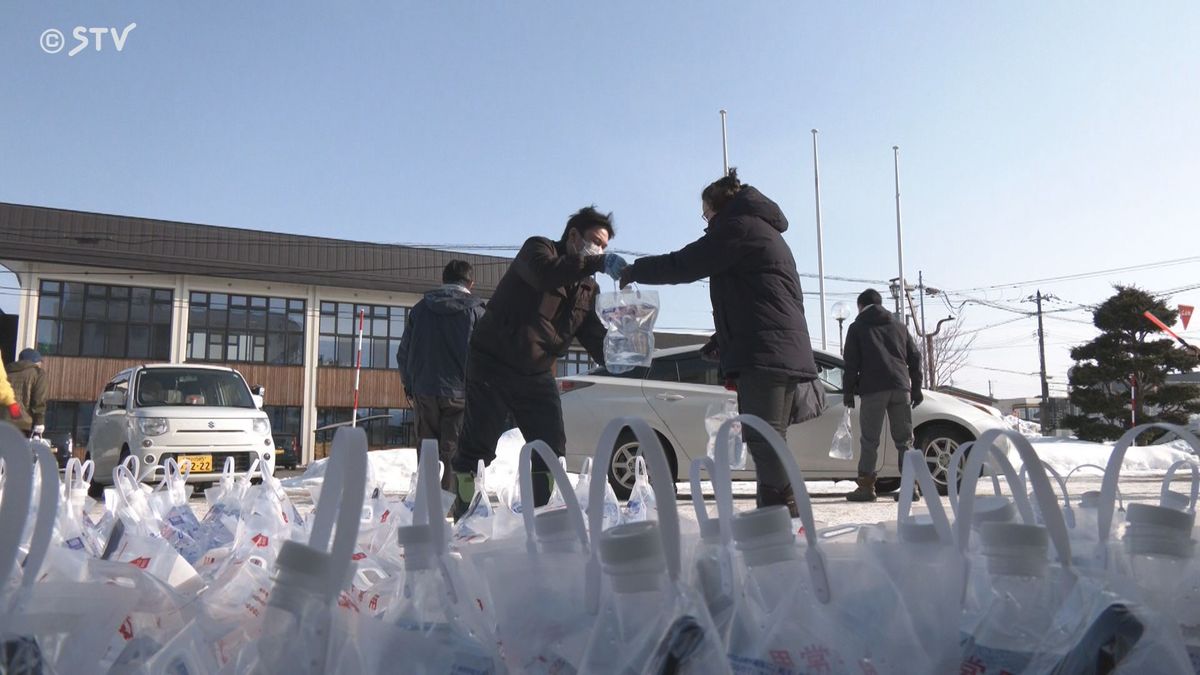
[2,2,1199,398]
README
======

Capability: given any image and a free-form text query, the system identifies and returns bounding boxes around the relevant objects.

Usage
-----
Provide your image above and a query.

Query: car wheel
[874,477,902,495]
[917,424,974,495]
[606,429,678,501]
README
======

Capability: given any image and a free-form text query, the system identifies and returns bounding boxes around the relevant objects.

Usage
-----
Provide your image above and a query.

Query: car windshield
[135,369,255,408]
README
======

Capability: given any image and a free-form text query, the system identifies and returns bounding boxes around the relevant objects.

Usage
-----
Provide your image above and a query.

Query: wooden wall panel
[228,364,305,406]
[317,367,408,408]
[40,357,305,406]
[42,357,142,401]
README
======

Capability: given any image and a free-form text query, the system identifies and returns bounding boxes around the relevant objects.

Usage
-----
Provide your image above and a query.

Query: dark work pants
[413,395,466,492]
[737,368,801,507]
[857,389,914,477]
[452,350,564,506]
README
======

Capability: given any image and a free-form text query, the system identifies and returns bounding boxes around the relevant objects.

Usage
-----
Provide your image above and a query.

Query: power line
[948,255,1200,293]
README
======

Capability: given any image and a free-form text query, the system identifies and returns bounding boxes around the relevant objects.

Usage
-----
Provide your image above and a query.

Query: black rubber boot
[846,475,877,502]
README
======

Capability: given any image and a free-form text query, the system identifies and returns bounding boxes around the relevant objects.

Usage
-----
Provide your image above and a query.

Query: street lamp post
[832,302,852,354]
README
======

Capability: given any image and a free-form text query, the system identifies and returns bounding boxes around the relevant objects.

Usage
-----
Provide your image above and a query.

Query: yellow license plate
[178,454,213,473]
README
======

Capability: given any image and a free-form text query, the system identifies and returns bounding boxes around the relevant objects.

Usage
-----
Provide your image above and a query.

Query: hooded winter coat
[623,186,817,380]
[842,303,923,398]
[397,285,487,399]
[5,360,47,432]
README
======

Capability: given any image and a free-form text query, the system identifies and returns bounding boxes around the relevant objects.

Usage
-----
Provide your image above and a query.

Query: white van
[89,364,275,485]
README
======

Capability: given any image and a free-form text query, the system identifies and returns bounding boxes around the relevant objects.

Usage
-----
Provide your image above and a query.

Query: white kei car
[559,345,1009,498]
[88,364,275,487]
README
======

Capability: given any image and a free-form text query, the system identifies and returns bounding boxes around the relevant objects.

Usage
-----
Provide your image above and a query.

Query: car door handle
[655,394,685,402]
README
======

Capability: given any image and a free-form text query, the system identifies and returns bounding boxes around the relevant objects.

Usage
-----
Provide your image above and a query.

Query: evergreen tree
[1063,286,1200,442]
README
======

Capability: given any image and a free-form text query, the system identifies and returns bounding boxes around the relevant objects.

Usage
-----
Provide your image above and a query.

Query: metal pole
[812,129,827,350]
[920,270,930,385]
[893,146,906,319]
[720,109,729,174]
[352,308,365,427]
[838,319,845,355]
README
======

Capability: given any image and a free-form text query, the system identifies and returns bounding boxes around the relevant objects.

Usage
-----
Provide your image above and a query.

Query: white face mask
[580,242,604,257]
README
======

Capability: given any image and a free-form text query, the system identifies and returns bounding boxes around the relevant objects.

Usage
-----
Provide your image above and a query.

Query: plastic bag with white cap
[372,439,502,674]
[684,456,738,647]
[579,417,730,675]
[721,415,930,675]
[468,439,594,673]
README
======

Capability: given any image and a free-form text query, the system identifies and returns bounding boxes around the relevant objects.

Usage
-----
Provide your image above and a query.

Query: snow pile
[1002,415,1041,438]
[1003,436,1197,477]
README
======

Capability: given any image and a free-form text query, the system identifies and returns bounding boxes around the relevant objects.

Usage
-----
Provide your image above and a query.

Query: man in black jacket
[450,207,627,518]
[621,170,818,516]
[842,288,924,502]
[397,260,486,493]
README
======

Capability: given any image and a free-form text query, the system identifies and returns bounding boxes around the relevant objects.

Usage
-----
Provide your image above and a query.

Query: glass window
[555,349,595,378]
[816,360,844,392]
[318,301,409,369]
[186,292,305,365]
[676,355,720,386]
[37,280,173,359]
[647,358,678,382]
[135,368,254,408]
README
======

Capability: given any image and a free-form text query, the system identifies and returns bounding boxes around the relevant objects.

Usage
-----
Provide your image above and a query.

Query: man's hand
[911,390,924,408]
[618,266,636,289]
[603,253,628,281]
[843,394,855,409]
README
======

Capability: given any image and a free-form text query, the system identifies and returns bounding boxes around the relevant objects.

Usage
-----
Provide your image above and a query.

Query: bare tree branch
[932,314,976,388]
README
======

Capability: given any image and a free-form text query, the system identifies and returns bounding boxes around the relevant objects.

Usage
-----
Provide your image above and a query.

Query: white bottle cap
[973,496,1017,526]
[980,522,1050,577]
[898,515,940,545]
[731,506,797,567]
[396,524,437,570]
[1124,503,1196,559]
[535,509,577,547]
[273,540,333,599]
[599,522,666,592]
[1078,491,1102,509]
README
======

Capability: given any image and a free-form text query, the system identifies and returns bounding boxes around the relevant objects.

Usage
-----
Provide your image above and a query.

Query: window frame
[37,280,172,360]
[317,301,408,370]
[187,291,306,366]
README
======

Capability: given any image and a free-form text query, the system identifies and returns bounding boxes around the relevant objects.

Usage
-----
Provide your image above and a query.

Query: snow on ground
[1005,436,1198,477]
[1003,415,1041,438]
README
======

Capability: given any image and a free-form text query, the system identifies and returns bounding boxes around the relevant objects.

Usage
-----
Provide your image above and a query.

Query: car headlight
[252,418,270,435]
[138,417,169,436]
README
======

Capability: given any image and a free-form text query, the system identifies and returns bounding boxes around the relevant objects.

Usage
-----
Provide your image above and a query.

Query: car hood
[131,406,264,419]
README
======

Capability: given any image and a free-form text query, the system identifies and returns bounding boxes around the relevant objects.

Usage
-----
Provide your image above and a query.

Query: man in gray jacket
[397,261,486,493]
[842,289,923,502]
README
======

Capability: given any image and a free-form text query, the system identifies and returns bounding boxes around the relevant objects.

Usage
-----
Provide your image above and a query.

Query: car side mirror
[251,394,264,409]
[100,390,127,409]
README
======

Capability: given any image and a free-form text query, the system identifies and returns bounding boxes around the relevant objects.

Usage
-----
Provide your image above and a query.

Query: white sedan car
[559,345,1008,498]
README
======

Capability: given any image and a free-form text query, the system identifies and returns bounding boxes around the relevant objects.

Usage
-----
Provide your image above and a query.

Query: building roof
[0,202,513,294]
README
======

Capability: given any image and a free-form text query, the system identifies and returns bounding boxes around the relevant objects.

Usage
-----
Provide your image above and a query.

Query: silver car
[559,345,1008,498]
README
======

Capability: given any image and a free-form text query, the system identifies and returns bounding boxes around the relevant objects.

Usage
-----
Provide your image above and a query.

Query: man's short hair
[442,260,474,286]
[560,206,615,244]
[857,289,884,308]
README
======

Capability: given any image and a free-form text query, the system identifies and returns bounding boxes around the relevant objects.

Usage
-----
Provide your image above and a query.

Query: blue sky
[2,2,1199,398]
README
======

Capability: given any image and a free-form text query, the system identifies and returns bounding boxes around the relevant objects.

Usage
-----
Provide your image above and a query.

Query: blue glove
[603,253,628,280]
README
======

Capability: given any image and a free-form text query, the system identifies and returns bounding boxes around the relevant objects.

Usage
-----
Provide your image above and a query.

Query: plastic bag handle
[1160,459,1200,513]
[689,457,717,536]
[960,429,1074,573]
[221,456,235,486]
[120,454,142,482]
[897,449,955,545]
[309,427,369,564]
[1019,461,1075,529]
[81,458,95,485]
[1065,463,1125,511]
[519,440,589,554]
[586,417,681,614]
[410,438,447,553]
[22,440,60,587]
[64,457,83,492]
[1098,423,1200,565]
[947,442,1005,517]
[0,425,35,596]
[717,414,831,604]
[952,437,1036,541]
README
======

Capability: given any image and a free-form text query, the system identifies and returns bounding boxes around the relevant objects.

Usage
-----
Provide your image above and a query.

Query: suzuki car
[89,364,275,485]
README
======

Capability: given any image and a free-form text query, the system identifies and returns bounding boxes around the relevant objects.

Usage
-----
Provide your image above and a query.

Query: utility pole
[811,129,827,350]
[919,271,931,386]
[1035,290,1051,432]
[892,146,906,319]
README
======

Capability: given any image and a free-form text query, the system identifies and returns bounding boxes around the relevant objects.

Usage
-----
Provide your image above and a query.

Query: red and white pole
[352,308,365,427]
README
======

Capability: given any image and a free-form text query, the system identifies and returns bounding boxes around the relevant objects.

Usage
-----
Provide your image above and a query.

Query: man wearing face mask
[450,206,628,518]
